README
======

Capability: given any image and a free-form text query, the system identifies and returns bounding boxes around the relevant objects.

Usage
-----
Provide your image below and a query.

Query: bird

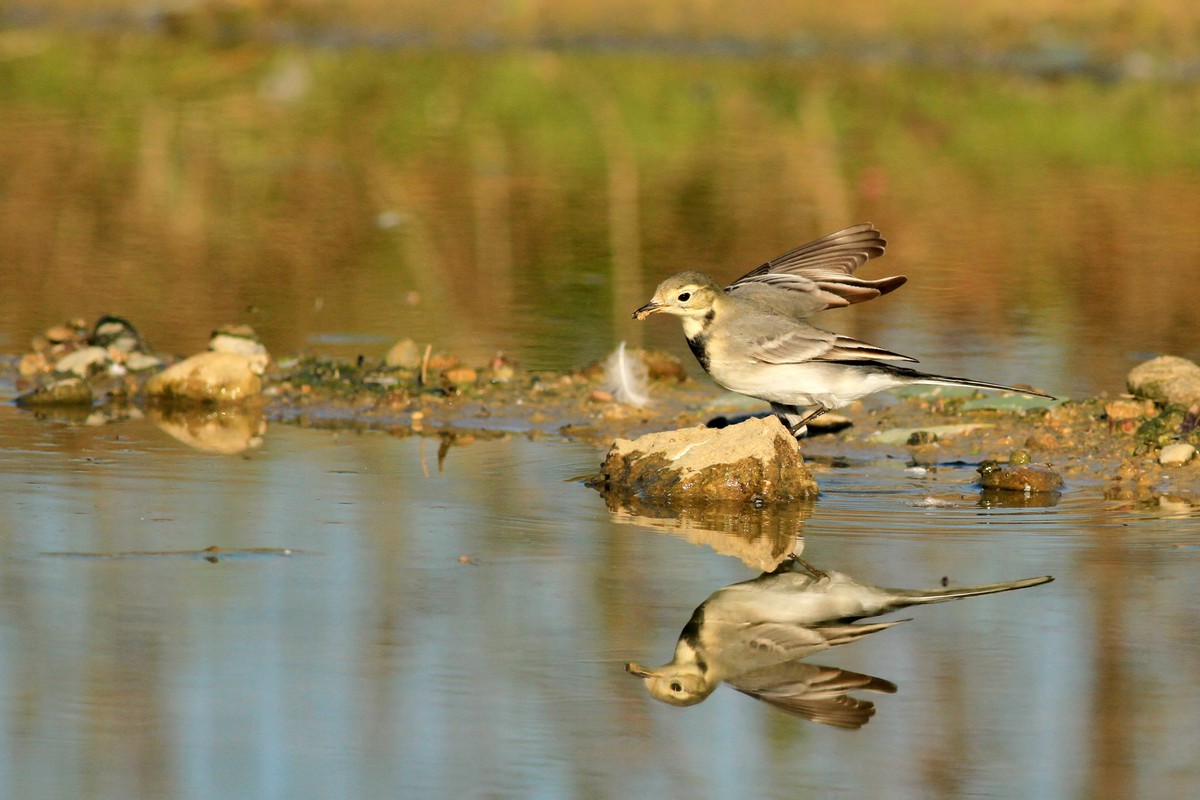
[632,223,1054,436]
[625,556,1052,724]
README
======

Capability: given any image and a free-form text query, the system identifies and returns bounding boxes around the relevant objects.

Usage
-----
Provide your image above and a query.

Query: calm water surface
[1,401,1197,799]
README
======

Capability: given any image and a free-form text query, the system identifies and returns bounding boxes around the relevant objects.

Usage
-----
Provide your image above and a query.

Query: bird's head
[633,272,722,322]
[624,661,716,707]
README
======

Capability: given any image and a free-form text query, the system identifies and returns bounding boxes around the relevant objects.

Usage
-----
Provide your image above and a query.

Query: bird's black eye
[670,682,683,692]
[677,292,691,302]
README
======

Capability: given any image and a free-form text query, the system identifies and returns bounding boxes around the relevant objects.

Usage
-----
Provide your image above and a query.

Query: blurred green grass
[0,24,1197,375]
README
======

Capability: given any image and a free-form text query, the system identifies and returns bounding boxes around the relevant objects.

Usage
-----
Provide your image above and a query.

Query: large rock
[1128,356,1200,407]
[145,351,263,403]
[598,416,817,503]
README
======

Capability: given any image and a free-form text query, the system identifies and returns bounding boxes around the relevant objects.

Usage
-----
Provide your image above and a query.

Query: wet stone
[1024,430,1059,451]
[1104,397,1155,422]
[209,324,270,368]
[15,376,94,407]
[385,338,423,369]
[443,367,478,386]
[145,351,264,403]
[18,351,48,378]
[597,415,817,504]
[977,461,1064,493]
[1128,355,1200,407]
[123,352,165,372]
[54,346,109,378]
[1159,443,1196,467]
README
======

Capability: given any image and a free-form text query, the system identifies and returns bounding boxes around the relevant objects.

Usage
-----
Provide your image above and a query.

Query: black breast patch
[686,334,711,372]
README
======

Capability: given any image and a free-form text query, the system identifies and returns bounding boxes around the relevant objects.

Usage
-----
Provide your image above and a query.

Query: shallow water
[3,28,1200,800]
[1,404,1198,799]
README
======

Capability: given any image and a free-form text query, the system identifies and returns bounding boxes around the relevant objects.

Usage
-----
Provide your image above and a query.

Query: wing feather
[728,662,898,729]
[747,329,918,365]
[726,223,906,317]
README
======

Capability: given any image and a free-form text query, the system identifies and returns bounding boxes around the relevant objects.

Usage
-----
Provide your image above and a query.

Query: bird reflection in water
[626,557,1052,728]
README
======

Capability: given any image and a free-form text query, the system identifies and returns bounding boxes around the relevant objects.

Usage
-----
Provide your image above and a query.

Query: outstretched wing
[726,223,906,318]
[728,662,897,729]
[746,327,919,366]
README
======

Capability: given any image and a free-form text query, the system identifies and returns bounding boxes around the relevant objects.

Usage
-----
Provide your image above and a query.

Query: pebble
[209,324,270,365]
[14,377,93,407]
[488,354,516,383]
[641,350,688,382]
[123,352,165,372]
[1159,443,1196,467]
[1104,397,1155,422]
[1128,355,1200,407]
[54,346,108,378]
[385,338,423,369]
[18,351,48,378]
[43,324,80,343]
[1024,430,1059,450]
[443,367,478,386]
[426,353,460,372]
[977,461,1064,493]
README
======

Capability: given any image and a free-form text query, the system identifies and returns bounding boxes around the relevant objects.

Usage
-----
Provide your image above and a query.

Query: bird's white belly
[708,359,897,410]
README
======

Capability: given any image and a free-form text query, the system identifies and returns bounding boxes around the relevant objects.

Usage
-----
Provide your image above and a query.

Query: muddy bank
[255,348,1198,494]
[4,329,1199,500]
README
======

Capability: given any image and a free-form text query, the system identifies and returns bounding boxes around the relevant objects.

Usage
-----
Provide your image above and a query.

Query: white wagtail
[625,557,1052,719]
[633,224,1054,435]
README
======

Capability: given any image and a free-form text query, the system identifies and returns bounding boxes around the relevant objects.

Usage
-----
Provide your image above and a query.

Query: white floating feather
[601,341,652,407]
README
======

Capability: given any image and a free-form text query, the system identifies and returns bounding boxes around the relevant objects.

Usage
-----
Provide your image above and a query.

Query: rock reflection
[978,487,1063,508]
[604,494,813,571]
[148,403,266,454]
[626,557,1052,727]
[18,401,143,427]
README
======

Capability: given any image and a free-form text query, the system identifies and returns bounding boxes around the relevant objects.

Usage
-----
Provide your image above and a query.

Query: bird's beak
[625,662,655,678]
[632,301,662,320]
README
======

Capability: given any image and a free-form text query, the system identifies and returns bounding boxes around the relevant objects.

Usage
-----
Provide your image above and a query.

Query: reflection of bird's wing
[728,662,897,729]
[726,224,905,318]
[719,622,833,674]
[712,618,907,678]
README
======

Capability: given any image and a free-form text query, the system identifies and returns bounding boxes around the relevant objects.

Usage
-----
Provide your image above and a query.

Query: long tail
[888,575,1054,605]
[886,365,1056,399]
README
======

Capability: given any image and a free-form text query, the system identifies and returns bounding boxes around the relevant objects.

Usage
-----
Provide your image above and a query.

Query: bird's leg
[782,554,830,578]
[790,556,828,579]
[783,406,830,439]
